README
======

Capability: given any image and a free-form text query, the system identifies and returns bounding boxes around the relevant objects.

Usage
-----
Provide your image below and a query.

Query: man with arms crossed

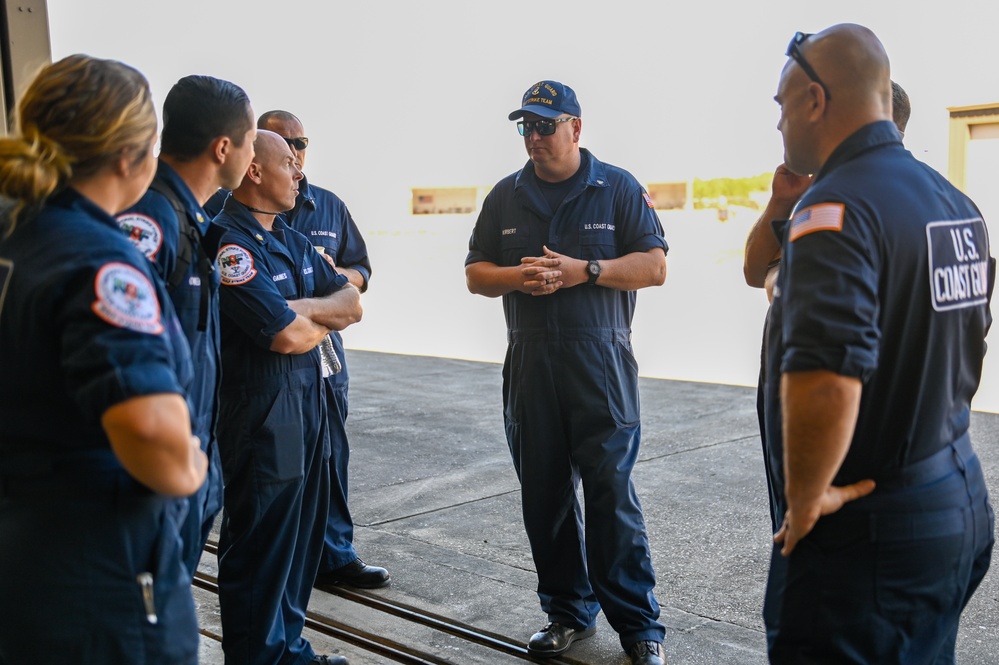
[214,131,361,665]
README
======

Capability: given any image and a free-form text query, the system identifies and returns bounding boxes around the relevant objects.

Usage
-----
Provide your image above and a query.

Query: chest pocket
[313,236,340,258]
[275,252,319,299]
[578,223,617,259]
[500,227,529,265]
[271,265,298,299]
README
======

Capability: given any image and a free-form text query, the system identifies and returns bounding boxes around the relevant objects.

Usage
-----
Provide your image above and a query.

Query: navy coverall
[117,160,224,575]
[465,149,668,651]
[283,176,372,573]
[0,189,199,664]
[214,197,347,665]
[763,121,995,663]
[207,178,372,573]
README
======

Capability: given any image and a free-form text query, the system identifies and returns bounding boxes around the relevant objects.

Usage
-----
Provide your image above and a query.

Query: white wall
[43,0,999,412]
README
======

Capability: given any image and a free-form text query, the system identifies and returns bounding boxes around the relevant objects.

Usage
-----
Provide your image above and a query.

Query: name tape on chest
[217,244,257,286]
[927,218,990,312]
[91,262,163,334]
[789,203,845,242]
[115,213,163,260]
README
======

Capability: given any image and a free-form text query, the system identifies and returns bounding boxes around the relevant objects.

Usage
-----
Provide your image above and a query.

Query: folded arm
[272,283,363,354]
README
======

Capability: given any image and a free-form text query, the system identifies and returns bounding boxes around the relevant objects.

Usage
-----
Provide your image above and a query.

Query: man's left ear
[213,136,232,164]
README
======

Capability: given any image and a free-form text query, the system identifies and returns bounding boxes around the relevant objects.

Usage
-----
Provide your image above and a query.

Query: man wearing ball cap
[466,80,669,665]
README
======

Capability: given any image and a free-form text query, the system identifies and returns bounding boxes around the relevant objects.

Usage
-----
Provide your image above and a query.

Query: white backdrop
[43,0,999,412]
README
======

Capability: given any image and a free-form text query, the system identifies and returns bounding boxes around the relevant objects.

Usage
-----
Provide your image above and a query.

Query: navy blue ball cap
[508,80,582,120]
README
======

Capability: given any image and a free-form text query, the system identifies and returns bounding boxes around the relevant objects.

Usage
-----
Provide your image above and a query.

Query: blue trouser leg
[318,379,357,573]
[764,439,994,665]
[504,339,664,649]
[178,439,223,576]
[218,369,331,665]
[505,340,598,630]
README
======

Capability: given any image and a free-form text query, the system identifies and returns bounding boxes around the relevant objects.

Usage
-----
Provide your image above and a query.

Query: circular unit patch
[91,262,163,334]
[115,212,163,259]
[217,244,257,285]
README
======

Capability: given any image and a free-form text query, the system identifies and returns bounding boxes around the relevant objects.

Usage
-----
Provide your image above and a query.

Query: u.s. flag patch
[789,203,845,241]
[642,191,655,209]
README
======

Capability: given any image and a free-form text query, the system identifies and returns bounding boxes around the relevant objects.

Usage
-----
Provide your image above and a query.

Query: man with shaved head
[743,79,913,535]
[206,111,386,589]
[213,130,362,665]
[763,24,994,662]
[257,110,388,591]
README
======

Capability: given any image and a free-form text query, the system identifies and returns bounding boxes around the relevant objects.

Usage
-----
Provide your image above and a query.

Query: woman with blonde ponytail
[0,54,207,665]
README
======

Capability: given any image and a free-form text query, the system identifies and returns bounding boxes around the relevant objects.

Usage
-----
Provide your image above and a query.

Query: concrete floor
[197,351,998,664]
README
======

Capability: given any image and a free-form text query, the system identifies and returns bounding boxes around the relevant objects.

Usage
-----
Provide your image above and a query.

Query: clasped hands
[520,245,576,296]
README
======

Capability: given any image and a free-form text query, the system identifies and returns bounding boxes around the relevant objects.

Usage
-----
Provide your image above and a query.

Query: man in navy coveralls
[466,80,668,665]
[214,131,361,665]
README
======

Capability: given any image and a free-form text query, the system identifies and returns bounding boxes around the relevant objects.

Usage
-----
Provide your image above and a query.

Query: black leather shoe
[628,640,666,665]
[527,622,596,657]
[311,656,349,665]
[315,558,390,589]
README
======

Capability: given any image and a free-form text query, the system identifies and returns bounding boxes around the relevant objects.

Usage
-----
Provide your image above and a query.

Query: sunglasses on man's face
[516,117,575,137]
[786,32,832,101]
[284,136,309,150]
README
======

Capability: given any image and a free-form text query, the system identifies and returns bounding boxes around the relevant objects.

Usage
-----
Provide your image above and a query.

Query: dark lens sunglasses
[517,117,576,137]
[284,136,309,150]
[786,32,831,100]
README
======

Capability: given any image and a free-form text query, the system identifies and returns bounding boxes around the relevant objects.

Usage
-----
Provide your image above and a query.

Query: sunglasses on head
[284,136,309,150]
[786,32,831,100]
[516,117,576,137]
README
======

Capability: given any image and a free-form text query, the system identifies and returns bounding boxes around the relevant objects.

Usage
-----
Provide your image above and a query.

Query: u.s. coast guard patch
[217,244,257,285]
[926,218,990,312]
[115,213,163,259]
[91,262,163,334]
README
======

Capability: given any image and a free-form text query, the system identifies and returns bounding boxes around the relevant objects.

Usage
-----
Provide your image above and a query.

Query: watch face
[589,262,599,274]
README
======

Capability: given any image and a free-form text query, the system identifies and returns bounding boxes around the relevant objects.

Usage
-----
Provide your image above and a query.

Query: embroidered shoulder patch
[789,203,845,242]
[217,244,257,286]
[91,262,163,334]
[642,191,655,208]
[116,213,163,259]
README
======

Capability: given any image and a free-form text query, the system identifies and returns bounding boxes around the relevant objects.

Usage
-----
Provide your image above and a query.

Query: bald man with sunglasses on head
[466,80,668,665]
[763,24,993,663]
[744,80,912,534]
